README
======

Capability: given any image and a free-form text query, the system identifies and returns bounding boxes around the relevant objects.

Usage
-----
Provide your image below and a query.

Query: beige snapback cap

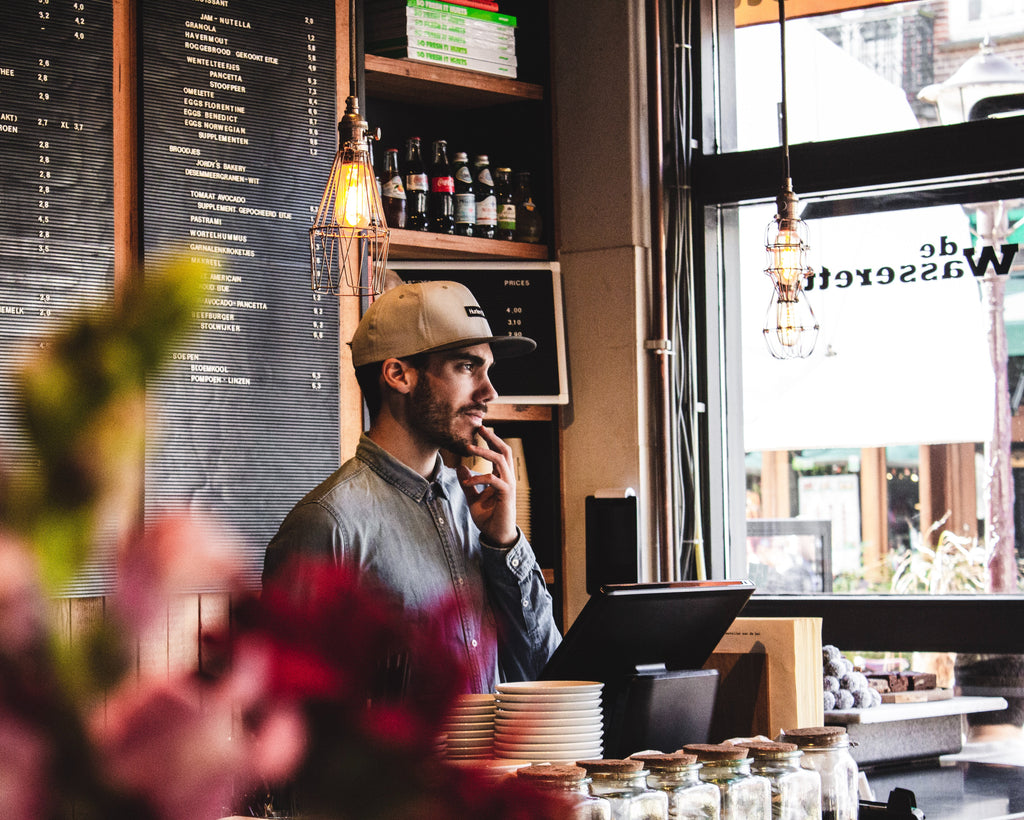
[349,280,536,367]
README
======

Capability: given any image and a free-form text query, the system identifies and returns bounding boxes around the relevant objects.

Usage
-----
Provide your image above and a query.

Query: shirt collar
[356,434,454,502]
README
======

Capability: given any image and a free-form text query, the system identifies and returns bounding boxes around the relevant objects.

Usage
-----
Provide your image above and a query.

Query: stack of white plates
[493,681,603,763]
[441,693,495,760]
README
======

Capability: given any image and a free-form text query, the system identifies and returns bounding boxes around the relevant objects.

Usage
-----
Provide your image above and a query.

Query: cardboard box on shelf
[703,616,824,740]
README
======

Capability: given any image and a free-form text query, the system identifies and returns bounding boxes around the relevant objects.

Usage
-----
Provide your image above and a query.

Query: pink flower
[0,708,50,819]
[114,513,243,634]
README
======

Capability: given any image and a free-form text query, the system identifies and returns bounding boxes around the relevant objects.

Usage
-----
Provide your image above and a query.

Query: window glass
[725,0,1024,152]
[736,183,1024,593]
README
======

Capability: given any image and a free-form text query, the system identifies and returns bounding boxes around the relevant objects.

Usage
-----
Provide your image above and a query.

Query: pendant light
[309,0,389,296]
[763,0,819,359]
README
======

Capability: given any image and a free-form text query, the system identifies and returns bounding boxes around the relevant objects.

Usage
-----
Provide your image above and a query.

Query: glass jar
[631,752,720,819]
[579,758,670,820]
[779,727,858,820]
[683,744,771,820]
[737,741,822,820]
[516,764,613,820]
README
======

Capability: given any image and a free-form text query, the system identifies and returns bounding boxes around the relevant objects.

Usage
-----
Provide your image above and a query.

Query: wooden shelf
[365,54,544,108]
[388,227,549,261]
[488,403,554,422]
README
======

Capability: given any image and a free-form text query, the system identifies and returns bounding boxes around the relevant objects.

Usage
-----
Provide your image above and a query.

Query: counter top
[866,739,1024,820]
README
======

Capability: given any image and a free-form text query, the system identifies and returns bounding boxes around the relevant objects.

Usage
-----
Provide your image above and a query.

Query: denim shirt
[263,434,561,693]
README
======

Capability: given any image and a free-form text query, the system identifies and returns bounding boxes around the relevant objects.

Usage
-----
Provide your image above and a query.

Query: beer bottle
[428,139,455,234]
[473,154,497,240]
[513,170,542,243]
[403,137,429,231]
[453,151,476,237]
[495,167,516,241]
[381,148,407,229]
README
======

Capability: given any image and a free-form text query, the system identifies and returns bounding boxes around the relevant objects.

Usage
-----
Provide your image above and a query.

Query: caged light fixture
[309,0,390,296]
[762,0,819,359]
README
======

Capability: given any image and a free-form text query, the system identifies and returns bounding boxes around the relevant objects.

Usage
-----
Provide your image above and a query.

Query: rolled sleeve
[480,532,562,683]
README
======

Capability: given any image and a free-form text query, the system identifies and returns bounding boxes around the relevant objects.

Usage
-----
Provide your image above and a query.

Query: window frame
[691,0,1024,590]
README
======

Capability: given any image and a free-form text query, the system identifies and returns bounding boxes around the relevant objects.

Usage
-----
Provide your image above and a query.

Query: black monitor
[539,580,755,756]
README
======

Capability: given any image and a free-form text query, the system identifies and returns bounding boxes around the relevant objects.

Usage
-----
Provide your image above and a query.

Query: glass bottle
[453,151,476,237]
[381,148,406,229]
[779,727,858,820]
[578,758,669,820]
[472,154,497,239]
[513,170,543,243]
[631,752,720,819]
[736,742,822,820]
[495,166,516,241]
[684,744,771,820]
[428,139,455,234]
[516,764,613,820]
[402,136,429,231]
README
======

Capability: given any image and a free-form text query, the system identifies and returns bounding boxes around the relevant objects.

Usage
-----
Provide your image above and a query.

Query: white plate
[494,714,603,729]
[496,701,601,713]
[447,705,496,716]
[496,681,603,695]
[446,737,494,749]
[440,716,495,728]
[445,729,494,740]
[494,748,603,763]
[494,738,603,752]
[495,731,603,746]
[493,721,601,736]
[454,694,496,705]
[496,691,602,704]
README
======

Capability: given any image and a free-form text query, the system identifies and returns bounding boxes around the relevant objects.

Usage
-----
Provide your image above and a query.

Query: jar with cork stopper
[733,741,822,820]
[682,744,771,820]
[516,764,613,820]
[577,758,669,820]
[630,752,720,819]
[777,727,858,820]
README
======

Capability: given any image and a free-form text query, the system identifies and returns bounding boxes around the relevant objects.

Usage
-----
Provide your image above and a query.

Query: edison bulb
[763,286,819,359]
[336,160,374,228]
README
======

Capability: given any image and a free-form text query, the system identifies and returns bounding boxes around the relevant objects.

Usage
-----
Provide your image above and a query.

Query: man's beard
[407,376,485,457]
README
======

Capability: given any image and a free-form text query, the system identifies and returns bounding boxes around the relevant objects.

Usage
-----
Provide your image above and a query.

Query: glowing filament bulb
[336,159,373,228]
[771,225,805,287]
[775,297,800,347]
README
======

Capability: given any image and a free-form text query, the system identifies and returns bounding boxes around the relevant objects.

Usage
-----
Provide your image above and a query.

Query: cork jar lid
[734,741,799,758]
[517,764,588,785]
[630,752,699,771]
[780,726,849,747]
[681,743,749,761]
[576,758,644,774]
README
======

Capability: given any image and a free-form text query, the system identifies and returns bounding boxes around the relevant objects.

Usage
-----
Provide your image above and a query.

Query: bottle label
[405,172,428,192]
[456,165,473,184]
[455,193,476,224]
[476,194,497,225]
[498,203,516,230]
[382,175,406,199]
[431,176,455,194]
[476,167,494,187]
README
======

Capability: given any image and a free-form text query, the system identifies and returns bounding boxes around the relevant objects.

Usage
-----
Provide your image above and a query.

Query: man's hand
[457,425,518,548]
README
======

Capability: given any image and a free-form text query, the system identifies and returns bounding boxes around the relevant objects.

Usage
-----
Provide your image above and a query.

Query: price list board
[389,261,568,404]
[0,1,114,484]
[140,0,338,587]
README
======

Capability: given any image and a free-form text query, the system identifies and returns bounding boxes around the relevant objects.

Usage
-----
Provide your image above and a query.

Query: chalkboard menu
[0,0,114,594]
[388,261,568,404]
[140,0,338,587]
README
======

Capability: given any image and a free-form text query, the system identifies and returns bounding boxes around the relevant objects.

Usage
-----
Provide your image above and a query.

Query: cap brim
[426,334,537,359]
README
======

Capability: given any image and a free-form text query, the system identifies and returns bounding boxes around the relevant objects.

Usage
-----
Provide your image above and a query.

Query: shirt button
[510,557,520,568]
[471,639,478,648]
[521,597,530,608]
[438,517,445,525]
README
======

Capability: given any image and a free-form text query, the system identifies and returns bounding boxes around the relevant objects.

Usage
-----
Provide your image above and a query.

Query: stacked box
[367,0,517,78]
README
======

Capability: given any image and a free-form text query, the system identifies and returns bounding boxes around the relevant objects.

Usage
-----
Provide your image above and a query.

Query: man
[263,280,560,693]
